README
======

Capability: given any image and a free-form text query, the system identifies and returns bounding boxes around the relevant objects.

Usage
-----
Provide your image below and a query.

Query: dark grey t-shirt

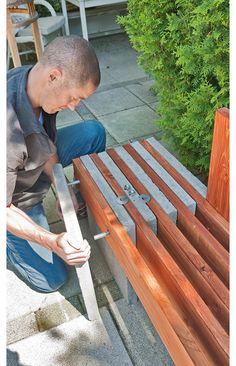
[7,65,58,211]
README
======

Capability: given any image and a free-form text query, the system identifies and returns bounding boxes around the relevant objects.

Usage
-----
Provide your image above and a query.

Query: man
[7,36,106,293]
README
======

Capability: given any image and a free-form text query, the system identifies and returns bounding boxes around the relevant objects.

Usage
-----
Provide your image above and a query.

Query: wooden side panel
[207,108,229,221]
[73,158,213,366]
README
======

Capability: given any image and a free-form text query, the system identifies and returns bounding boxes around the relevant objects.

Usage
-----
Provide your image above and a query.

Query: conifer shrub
[118,0,229,176]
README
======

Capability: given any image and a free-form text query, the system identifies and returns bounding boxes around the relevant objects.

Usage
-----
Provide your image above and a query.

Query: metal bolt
[128,189,136,196]
[94,231,109,240]
[67,179,80,186]
[124,184,131,191]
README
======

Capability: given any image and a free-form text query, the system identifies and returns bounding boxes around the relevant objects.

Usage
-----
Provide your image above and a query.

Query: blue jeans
[7,120,106,293]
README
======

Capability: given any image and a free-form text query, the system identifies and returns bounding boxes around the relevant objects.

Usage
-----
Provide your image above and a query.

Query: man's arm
[7,204,90,265]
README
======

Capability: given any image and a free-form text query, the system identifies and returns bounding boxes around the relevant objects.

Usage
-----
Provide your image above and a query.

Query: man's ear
[48,68,62,83]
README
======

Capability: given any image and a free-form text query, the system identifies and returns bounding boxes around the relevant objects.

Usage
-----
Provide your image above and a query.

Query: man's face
[40,74,97,114]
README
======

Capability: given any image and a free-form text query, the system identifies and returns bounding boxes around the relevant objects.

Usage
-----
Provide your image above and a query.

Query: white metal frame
[60,0,127,40]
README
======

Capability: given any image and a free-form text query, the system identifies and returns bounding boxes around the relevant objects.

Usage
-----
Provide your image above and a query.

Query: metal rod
[94,231,110,241]
[67,179,80,186]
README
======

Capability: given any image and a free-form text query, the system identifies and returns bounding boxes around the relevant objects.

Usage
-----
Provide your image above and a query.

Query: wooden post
[7,9,21,67]
[207,108,229,221]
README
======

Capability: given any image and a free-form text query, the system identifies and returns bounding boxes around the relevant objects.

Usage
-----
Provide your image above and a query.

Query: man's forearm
[7,204,57,250]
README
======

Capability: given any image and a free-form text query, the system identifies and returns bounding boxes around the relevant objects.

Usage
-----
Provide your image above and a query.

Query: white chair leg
[60,0,70,35]
[79,0,88,40]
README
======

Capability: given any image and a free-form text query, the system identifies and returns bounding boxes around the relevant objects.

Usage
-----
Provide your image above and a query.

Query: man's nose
[67,99,81,111]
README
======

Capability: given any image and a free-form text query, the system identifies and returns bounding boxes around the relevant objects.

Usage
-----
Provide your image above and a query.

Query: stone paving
[6,33,174,366]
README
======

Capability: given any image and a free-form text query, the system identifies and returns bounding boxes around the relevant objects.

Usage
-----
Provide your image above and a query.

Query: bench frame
[73,108,229,365]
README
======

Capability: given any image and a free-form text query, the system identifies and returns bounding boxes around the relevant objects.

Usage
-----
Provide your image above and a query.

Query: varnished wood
[124,144,229,287]
[140,139,229,250]
[207,108,229,221]
[90,153,229,365]
[107,148,229,333]
[73,158,217,366]
[7,9,21,67]
[7,0,43,67]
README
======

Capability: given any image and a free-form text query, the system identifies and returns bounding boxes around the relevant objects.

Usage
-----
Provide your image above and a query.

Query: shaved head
[39,35,100,88]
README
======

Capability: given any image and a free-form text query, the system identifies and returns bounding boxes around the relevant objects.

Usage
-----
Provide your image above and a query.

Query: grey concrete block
[35,297,83,332]
[98,151,157,233]
[80,155,136,243]
[88,207,138,305]
[7,307,133,366]
[83,87,144,117]
[7,313,39,345]
[100,105,159,143]
[132,141,197,214]
[109,299,174,366]
[147,137,207,197]
[115,146,177,223]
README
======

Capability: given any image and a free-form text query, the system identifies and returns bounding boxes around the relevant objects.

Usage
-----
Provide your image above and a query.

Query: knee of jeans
[41,266,68,293]
[86,120,106,152]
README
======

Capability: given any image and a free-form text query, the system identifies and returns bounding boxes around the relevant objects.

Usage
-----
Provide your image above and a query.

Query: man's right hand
[53,233,91,266]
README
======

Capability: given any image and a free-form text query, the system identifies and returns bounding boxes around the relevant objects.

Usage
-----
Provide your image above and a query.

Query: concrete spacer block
[80,155,138,304]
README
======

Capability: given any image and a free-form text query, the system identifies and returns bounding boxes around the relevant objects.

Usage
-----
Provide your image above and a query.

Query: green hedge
[118,0,229,176]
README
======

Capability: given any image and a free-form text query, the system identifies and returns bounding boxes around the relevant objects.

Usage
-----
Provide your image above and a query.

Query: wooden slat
[73,158,214,366]
[107,148,229,332]
[124,144,229,287]
[207,108,229,221]
[90,153,229,365]
[140,139,229,250]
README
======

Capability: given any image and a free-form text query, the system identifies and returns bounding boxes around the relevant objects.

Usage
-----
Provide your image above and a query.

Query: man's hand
[54,233,91,265]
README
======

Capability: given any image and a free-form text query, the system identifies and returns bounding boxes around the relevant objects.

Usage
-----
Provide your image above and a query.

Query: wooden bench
[73,108,229,365]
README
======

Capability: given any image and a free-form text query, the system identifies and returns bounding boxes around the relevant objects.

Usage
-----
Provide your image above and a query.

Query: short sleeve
[7,102,27,206]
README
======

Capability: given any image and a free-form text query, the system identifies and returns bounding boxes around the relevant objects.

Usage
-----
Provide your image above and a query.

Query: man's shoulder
[7,65,32,92]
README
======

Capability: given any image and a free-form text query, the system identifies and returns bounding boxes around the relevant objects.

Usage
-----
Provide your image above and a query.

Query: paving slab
[126,80,157,104]
[56,109,82,128]
[109,299,174,366]
[7,307,133,366]
[76,101,96,121]
[104,57,146,83]
[100,105,160,143]
[98,67,117,89]
[83,87,144,117]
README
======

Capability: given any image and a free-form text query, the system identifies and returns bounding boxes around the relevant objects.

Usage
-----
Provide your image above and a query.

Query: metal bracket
[117,195,129,205]
[67,179,80,186]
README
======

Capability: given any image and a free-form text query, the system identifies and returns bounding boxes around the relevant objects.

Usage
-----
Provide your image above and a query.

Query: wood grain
[90,153,229,365]
[139,139,229,250]
[73,157,217,366]
[207,108,229,221]
[124,144,229,287]
[107,147,229,333]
